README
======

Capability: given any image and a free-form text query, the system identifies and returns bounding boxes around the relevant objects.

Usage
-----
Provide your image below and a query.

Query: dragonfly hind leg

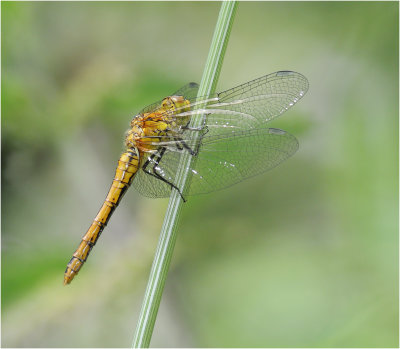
[175,138,197,156]
[142,147,187,202]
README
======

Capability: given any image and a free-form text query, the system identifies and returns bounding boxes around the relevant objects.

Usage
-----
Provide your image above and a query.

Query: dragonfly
[64,70,309,285]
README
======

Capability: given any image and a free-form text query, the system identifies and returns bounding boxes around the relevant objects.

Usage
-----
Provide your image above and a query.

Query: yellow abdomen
[64,149,140,285]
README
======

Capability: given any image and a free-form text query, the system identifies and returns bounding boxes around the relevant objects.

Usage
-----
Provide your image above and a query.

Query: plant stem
[132,2,238,347]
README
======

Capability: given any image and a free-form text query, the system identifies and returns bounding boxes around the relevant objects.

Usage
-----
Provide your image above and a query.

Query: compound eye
[170,96,184,103]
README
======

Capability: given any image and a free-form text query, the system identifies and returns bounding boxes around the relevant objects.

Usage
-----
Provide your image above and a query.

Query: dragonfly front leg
[181,119,209,133]
[142,147,187,202]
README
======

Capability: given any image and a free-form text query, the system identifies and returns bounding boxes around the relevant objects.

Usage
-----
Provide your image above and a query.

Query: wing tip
[276,70,309,94]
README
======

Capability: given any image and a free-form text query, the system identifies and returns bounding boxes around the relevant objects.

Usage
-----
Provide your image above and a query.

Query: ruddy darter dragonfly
[64,71,309,285]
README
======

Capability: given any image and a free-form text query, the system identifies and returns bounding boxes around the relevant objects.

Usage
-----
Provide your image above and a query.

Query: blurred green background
[2,2,398,347]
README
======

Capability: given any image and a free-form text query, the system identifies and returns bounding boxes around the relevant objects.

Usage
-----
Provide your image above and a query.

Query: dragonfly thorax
[125,95,192,153]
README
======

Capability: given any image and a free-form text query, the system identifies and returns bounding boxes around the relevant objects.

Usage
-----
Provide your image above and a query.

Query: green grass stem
[131,2,238,347]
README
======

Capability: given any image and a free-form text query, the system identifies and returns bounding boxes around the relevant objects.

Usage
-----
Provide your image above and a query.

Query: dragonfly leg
[174,132,207,156]
[142,148,187,202]
[181,119,209,133]
[173,137,184,151]
[179,139,197,156]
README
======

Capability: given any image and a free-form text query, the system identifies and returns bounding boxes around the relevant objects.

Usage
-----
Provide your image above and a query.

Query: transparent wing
[132,128,298,198]
[206,71,308,133]
[138,99,163,114]
[132,71,306,198]
[172,82,199,100]
[147,71,308,137]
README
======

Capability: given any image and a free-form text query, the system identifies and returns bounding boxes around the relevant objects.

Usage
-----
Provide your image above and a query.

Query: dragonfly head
[130,113,142,128]
[125,121,143,148]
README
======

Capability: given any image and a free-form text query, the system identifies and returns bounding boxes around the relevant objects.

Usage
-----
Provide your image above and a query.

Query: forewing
[213,70,308,122]
[172,82,199,100]
[217,71,308,109]
[138,72,307,137]
[138,99,163,114]
[165,71,308,137]
[132,128,298,198]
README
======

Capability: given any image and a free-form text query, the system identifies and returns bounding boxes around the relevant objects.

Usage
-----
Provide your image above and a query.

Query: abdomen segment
[64,149,140,285]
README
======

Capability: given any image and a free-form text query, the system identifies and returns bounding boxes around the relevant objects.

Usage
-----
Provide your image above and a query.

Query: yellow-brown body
[64,95,191,285]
